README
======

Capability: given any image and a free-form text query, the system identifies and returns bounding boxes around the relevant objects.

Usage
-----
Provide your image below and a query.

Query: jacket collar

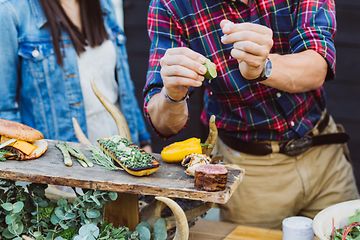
[29,0,47,28]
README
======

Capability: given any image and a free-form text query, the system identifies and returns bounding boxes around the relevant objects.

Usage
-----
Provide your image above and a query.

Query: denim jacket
[0,0,151,145]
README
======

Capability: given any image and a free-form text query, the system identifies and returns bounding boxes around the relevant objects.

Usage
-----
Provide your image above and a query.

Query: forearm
[264,50,328,93]
[147,88,189,136]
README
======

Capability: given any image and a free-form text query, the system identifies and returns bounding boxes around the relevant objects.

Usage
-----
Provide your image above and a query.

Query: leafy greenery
[88,146,121,171]
[0,180,169,240]
[0,180,138,240]
[332,210,360,240]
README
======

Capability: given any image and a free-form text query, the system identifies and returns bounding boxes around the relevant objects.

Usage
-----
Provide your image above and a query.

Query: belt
[219,113,350,156]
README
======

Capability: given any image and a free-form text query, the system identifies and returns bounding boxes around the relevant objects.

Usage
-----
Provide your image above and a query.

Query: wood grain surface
[224,225,282,240]
[0,140,244,204]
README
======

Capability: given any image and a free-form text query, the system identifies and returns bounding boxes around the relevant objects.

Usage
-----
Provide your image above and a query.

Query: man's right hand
[160,47,208,101]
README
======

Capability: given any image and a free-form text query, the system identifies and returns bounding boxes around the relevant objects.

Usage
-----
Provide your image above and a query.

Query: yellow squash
[161,138,202,163]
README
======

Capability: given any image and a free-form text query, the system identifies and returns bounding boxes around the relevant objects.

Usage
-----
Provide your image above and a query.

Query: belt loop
[311,110,327,136]
[312,128,320,136]
[271,141,280,153]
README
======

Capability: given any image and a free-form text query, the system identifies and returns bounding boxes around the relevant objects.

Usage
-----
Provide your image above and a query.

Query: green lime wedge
[203,59,217,81]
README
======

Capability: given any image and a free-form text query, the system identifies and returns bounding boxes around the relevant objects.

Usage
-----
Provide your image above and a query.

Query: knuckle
[178,47,188,55]
[172,67,180,76]
[191,71,198,79]
[166,48,174,55]
[268,39,274,47]
[268,28,273,37]
[160,57,166,66]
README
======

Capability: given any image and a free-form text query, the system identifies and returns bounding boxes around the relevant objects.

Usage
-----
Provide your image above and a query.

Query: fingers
[166,47,207,63]
[220,19,234,29]
[160,47,208,100]
[161,54,207,76]
[164,76,203,88]
[230,49,265,68]
[233,41,269,59]
[162,65,205,81]
[221,21,273,36]
[221,30,273,47]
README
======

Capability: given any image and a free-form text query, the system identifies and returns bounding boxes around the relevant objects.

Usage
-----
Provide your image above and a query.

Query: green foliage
[333,210,360,240]
[135,222,151,240]
[0,180,137,240]
[0,180,168,240]
[153,218,167,240]
[134,219,167,240]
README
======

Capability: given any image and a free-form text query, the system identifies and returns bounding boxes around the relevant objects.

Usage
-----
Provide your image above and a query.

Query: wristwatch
[246,58,272,82]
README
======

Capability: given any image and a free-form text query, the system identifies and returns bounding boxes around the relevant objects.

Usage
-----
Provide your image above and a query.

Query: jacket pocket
[18,41,56,79]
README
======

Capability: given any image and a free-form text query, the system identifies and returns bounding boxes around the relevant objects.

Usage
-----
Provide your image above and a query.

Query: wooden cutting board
[224,225,282,240]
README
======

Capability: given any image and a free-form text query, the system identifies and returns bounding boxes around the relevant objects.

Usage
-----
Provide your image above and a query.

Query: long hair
[40,0,108,65]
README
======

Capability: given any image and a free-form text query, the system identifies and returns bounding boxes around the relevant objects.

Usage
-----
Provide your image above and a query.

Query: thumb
[220,19,234,28]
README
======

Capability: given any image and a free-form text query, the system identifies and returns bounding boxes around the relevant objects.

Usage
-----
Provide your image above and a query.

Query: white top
[77,40,119,144]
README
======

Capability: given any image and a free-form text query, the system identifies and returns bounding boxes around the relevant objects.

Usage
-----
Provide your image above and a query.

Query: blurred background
[118,0,360,189]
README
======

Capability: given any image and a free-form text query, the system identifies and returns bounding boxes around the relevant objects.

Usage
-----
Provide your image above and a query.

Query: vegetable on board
[161,137,202,163]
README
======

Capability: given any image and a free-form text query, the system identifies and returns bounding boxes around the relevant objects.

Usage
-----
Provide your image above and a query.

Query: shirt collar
[29,0,47,29]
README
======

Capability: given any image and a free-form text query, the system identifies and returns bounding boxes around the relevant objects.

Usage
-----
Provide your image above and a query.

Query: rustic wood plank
[189,220,237,240]
[104,193,139,230]
[0,140,244,204]
[224,225,282,240]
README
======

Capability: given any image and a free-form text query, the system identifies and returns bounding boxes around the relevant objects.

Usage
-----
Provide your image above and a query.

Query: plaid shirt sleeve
[143,0,187,113]
[289,0,336,79]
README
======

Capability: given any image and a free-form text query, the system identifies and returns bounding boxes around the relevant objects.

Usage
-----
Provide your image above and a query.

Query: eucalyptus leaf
[55,208,65,220]
[90,196,101,206]
[136,221,151,231]
[54,237,66,240]
[154,218,167,240]
[135,225,151,240]
[5,214,15,224]
[1,202,13,211]
[50,214,60,225]
[2,228,16,239]
[12,201,24,214]
[57,199,68,207]
[108,192,118,201]
[86,209,101,219]
[33,231,42,238]
[78,224,100,237]
[59,221,69,230]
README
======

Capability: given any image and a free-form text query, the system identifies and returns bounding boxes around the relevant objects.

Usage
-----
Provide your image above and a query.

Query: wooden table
[189,220,282,240]
[0,140,244,229]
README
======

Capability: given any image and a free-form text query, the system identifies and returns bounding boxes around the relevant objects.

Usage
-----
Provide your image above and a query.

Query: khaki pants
[217,117,359,229]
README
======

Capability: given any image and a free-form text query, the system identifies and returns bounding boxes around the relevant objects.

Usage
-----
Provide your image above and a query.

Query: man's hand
[160,47,208,101]
[220,20,274,80]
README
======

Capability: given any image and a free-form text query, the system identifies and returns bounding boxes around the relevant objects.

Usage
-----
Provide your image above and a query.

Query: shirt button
[117,34,126,43]
[32,49,40,58]
[276,92,282,98]
[290,121,295,127]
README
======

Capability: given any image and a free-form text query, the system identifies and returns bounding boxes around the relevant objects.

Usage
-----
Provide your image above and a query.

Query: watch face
[264,59,272,77]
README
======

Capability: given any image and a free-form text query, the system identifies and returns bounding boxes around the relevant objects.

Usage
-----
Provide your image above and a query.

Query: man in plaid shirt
[144,0,358,227]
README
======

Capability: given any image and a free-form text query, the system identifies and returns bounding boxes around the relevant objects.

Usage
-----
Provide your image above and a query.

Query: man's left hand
[220,20,273,80]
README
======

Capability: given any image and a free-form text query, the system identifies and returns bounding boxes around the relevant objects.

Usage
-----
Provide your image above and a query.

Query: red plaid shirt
[144,0,336,141]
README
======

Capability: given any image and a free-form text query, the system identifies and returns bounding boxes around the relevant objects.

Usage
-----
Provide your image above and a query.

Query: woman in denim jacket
[0,0,151,149]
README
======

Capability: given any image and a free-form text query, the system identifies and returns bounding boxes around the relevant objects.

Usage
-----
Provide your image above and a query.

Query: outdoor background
[122,0,360,188]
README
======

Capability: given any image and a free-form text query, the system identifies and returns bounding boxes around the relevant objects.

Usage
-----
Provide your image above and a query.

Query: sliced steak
[195,164,228,192]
